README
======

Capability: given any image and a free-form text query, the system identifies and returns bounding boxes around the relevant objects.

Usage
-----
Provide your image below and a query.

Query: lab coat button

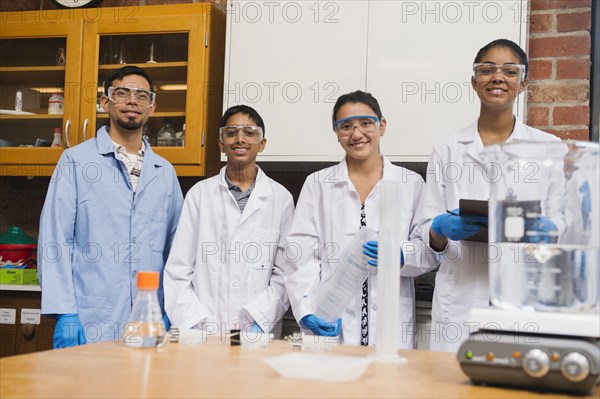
[372,305,377,311]
[231,281,239,289]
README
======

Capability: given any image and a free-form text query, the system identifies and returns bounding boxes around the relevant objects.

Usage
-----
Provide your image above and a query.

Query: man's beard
[116,116,143,131]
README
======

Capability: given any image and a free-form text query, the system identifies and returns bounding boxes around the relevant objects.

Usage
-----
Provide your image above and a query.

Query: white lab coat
[282,157,438,348]
[164,166,294,335]
[418,117,562,352]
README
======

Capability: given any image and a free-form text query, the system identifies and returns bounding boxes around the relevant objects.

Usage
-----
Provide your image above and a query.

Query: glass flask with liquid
[124,271,168,348]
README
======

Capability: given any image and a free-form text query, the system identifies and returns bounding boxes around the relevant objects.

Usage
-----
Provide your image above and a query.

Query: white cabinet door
[224,0,370,161]
[367,0,527,162]
[224,0,528,162]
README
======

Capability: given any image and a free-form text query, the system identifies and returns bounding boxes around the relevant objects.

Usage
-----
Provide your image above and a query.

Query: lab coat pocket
[431,272,454,324]
[76,296,113,343]
[149,213,167,252]
[247,229,279,294]
[249,263,272,295]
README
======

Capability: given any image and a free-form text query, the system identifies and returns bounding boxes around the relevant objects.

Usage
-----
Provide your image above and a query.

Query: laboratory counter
[0,339,597,398]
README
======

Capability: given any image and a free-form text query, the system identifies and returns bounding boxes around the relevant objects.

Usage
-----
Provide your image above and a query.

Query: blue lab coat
[38,126,183,342]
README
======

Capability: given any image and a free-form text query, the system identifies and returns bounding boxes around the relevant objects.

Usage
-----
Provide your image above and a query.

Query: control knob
[522,349,551,378]
[560,352,590,382]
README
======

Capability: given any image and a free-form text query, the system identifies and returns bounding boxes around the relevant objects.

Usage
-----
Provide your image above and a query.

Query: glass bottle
[157,118,177,147]
[15,89,22,112]
[118,41,128,64]
[124,271,168,348]
[56,48,66,66]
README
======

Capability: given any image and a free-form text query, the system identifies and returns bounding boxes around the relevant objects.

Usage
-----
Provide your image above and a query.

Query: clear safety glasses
[333,115,380,137]
[473,63,526,81]
[108,86,156,106]
[219,125,264,142]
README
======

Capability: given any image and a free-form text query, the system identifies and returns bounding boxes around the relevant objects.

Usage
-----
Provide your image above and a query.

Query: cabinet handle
[82,118,89,141]
[202,131,205,147]
[21,324,35,337]
[64,119,71,148]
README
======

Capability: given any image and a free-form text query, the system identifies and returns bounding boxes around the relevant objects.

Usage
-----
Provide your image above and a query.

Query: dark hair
[474,39,528,79]
[220,105,266,136]
[331,90,383,129]
[103,66,155,95]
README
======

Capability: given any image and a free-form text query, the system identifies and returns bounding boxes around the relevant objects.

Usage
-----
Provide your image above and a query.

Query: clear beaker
[314,227,378,322]
[483,141,599,312]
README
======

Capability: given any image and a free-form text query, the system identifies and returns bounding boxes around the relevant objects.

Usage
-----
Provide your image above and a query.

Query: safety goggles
[473,63,526,81]
[108,86,156,106]
[333,115,380,136]
[219,125,264,142]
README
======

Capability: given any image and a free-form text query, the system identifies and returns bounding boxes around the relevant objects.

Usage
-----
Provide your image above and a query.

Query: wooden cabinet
[0,4,225,176]
[0,286,55,357]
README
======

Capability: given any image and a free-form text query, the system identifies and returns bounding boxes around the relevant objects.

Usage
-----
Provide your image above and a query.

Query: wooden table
[0,339,597,398]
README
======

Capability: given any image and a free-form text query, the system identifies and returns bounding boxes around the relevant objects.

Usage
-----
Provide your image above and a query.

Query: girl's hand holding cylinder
[362,240,404,267]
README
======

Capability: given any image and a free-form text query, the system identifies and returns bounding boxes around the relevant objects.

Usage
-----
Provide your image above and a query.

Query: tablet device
[459,199,488,242]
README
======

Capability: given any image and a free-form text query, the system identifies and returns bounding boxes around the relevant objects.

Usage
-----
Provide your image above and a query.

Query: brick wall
[527,0,592,140]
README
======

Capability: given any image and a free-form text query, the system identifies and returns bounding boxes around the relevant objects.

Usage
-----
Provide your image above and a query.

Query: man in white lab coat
[163,105,294,337]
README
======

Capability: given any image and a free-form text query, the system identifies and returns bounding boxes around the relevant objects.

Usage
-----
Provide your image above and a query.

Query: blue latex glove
[580,181,591,230]
[431,209,488,241]
[526,216,558,243]
[162,313,171,332]
[248,321,264,333]
[53,314,86,349]
[362,240,404,267]
[300,314,342,336]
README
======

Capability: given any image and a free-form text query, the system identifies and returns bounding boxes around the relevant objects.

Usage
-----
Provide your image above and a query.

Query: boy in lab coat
[164,105,294,338]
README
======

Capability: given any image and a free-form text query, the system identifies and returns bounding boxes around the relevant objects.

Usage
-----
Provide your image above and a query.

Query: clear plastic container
[48,93,64,115]
[123,271,168,348]
[484,141,599,313]
[314,227,378,322]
